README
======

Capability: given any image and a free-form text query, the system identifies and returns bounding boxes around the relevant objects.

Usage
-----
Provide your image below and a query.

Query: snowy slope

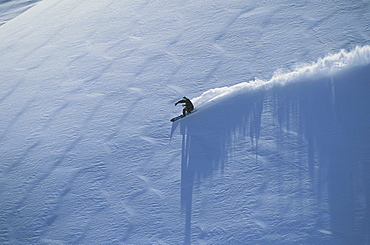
[174,46,370,244]
[0,0,42,26]
[0,0,369,244]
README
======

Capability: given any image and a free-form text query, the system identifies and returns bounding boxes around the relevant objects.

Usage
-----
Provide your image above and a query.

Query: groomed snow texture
[0,0,370,244]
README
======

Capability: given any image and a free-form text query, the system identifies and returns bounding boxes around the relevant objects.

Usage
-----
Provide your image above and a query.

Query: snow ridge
[192,45,370,108]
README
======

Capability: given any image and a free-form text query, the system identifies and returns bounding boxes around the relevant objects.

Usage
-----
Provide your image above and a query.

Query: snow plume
[192,45,370,108]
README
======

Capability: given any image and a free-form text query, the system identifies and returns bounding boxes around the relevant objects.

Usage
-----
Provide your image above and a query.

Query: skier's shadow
[171,91,265,244]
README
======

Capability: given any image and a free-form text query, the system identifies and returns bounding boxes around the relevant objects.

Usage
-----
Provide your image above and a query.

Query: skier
[175,96,194,116]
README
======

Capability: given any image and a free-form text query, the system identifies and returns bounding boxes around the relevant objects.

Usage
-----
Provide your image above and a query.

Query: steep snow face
[0,0,369,244]
[174,47,370,244]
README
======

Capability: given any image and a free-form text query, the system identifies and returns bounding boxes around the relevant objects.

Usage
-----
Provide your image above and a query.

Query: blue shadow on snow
[171,91,265,244]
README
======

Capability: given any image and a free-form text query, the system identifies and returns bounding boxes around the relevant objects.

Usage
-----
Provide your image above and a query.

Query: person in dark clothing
[175,96,194,116]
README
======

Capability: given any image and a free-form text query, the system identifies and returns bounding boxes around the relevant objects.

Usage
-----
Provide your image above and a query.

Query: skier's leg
[183,108,187,116]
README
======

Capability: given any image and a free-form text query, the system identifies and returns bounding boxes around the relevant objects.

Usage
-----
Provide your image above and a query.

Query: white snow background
[0,0,370,244]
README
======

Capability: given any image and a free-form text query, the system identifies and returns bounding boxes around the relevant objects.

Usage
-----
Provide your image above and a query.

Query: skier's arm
[175,99,186,106]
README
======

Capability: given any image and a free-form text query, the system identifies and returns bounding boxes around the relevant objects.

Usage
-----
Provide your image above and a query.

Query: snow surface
[0,0,369,244]
[0,0,42,26]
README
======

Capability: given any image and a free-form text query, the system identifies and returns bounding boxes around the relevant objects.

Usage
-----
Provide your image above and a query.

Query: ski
[170,114,185,122]
[170,110,196,122]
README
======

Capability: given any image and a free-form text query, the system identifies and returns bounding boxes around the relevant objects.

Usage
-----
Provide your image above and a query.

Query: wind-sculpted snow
[0,0,42,26]
[0,0,369,243]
